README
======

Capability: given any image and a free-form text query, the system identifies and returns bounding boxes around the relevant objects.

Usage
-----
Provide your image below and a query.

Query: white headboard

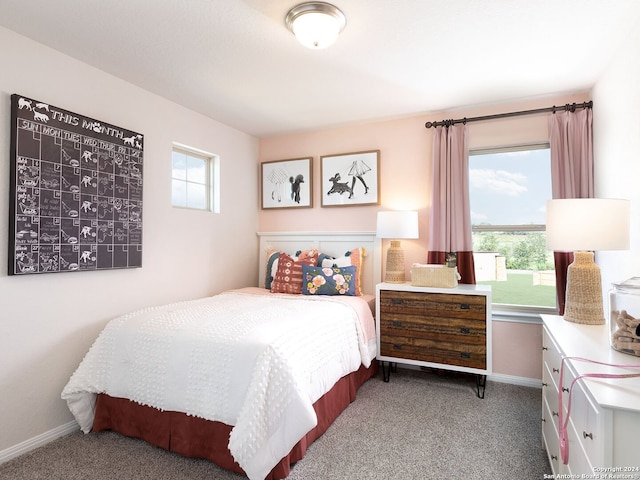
[257,231,381,295]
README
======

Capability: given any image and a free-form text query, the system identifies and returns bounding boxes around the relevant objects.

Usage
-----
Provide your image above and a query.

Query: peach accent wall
[259,93,591,381]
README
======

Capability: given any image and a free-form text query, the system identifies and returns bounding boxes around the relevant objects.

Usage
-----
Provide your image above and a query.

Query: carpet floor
[0,368,551,479]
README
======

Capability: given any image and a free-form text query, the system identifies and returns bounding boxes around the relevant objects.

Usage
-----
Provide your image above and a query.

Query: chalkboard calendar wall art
[8,94,144,275]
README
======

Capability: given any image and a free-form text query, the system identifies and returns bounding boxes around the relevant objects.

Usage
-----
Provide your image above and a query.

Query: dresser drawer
[379,290,486,321]
[542,327,563,392]
[379,314,486,344]
[379,332,486,369]
[569,380,603,468]
[542,364,561,425]
[565,413,594,476]
[542,395,560,475]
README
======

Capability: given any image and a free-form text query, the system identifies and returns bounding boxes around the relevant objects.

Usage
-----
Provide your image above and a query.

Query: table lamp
[546,198,630,325]
[376,211,419,283]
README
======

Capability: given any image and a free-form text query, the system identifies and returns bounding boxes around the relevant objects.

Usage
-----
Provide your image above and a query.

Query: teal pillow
[301,265,357,296]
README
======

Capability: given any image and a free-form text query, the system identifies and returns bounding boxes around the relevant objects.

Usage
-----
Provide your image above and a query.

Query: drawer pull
[583,431,593,440]
[552,411,558,417]
[553,368,560,373]
[542,346,548,351]
[541,417,546,422]
[392,320,403,327]
[562,387,569,393]
[461,352,471,359]
[541,382,548,387]
[460,303,470,310]
[460,327,470,334]
[551,455,558,461]
[391,298,402,305]
[393,344,403,350]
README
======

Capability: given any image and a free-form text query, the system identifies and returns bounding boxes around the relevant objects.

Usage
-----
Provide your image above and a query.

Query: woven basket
[411,264,458,288]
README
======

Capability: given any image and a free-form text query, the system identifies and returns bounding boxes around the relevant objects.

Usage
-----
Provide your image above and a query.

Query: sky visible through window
[469,148,551,226]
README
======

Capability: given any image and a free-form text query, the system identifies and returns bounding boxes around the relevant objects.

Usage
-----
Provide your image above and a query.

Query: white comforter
[61,288,376,480]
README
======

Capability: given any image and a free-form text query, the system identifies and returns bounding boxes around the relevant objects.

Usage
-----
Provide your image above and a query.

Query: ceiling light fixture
[285,2,346,50]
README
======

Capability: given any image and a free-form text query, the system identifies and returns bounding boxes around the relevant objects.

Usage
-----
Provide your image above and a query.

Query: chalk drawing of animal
[123,135,136,146]
[33,111,49,123]
[82,151,94,162]
[289,174,304,203]
[35,102,49,111]
[80,225,93,238]
[18,98,32,110]
[326,173,353,198]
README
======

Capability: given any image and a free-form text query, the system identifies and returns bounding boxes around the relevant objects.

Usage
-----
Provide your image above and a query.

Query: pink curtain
[548,108,594,314]
[427,123,476,284]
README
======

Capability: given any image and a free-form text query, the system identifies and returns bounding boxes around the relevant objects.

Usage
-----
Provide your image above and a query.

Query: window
[171,145,219,212]
[469,144,556,312]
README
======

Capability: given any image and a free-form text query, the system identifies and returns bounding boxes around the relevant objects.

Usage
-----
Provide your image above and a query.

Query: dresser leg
[381,361,396,382]
[476,374,487,399]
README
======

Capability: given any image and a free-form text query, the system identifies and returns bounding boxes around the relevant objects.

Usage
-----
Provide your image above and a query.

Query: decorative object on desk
[410,263,460,288]
[445,252,457,268]
[609,277,640,357]
[546,198,630,325]
[376,210,419,283]
[285,2,346,50]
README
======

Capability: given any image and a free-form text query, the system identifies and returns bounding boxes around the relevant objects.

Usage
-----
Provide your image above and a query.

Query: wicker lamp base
[563,251,605,325]
[384,240,406,283]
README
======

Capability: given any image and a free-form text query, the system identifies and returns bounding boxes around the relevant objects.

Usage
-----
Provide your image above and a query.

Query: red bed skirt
[93,361,377,479]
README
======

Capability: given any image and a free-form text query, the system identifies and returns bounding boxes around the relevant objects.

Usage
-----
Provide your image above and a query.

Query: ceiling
[2,0,640,138]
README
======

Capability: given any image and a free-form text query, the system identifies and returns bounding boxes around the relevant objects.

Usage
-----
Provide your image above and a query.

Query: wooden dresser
[376,282,492,396]
[541,314,640,476]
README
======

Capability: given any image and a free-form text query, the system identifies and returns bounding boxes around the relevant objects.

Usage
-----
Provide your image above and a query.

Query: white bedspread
[61,289,376,480]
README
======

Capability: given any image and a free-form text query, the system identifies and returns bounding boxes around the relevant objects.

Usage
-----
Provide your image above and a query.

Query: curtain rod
[424,101,593,129]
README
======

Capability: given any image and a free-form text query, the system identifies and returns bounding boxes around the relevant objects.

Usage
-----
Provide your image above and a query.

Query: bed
[62,231,381,480]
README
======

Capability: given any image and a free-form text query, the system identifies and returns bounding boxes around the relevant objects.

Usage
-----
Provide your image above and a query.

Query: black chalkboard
[9,94,144,275]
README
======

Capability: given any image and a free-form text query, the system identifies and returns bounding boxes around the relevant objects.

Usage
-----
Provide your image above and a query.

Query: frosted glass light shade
[285,2,346,49]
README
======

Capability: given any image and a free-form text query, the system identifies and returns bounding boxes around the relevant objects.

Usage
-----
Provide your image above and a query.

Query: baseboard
[0,420,78,465]
[489,372,542,389]
[392,363,541,389]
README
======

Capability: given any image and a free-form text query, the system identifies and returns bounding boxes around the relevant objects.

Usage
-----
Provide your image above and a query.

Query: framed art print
[261,157,312,209]
[321,150,380,207]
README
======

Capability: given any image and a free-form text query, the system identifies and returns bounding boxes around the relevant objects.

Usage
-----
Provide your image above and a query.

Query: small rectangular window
[171,144,219,212]
[469,144,556,311]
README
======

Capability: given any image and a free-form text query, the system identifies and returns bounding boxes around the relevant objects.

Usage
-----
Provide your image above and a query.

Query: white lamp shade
[546,198,630,251]
[376,211,419,239]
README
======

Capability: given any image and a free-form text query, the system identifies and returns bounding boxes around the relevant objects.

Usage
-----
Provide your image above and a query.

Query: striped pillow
[271,251,318,294]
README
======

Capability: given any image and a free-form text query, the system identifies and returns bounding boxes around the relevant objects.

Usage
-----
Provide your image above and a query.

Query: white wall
[592,19,640,293]
[0,27,259,453]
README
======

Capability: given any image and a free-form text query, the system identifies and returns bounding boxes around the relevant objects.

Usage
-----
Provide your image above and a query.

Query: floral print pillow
[301,265,357,296]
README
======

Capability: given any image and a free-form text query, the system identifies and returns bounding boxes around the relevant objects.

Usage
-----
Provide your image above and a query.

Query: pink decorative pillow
[271,251,319,294]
